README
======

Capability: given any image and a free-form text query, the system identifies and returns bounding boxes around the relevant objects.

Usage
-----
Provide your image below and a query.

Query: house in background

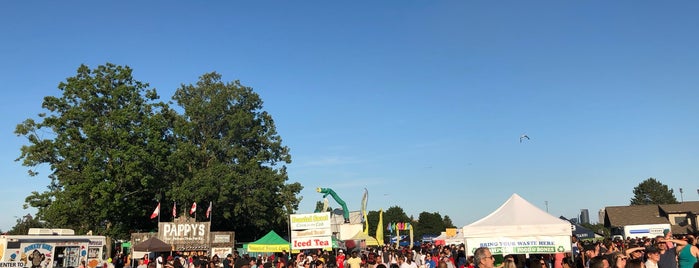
[604,201,699,236]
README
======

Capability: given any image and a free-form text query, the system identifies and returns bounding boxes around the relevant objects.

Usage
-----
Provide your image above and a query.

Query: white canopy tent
[463,193,573,256]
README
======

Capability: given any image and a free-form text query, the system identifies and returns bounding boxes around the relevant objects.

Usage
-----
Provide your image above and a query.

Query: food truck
[0,228,107,268]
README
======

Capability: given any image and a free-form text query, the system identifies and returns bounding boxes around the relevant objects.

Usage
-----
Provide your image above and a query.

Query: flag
[206,201,212,218]
[190,202,197,215]
[172,201,177,218]
[376,209,384,246]
[150,203,160,219]
[361,188,369,235]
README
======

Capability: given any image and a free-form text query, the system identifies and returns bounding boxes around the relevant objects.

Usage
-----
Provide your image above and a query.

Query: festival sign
[290,212,332,250]
[290,236,332,250]
[247,243,291,252]
[158,221,211,244]
[291,229,332,238]
[466,236,571,255]
[289,212,331,230]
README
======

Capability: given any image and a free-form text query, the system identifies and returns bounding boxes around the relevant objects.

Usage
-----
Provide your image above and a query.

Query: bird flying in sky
[520,134,530,143]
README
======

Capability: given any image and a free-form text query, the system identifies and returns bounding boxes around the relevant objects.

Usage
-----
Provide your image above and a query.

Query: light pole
[679,188,684,203]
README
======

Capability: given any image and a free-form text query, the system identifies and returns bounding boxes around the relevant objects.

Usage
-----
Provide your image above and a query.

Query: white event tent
[462,193,573,256]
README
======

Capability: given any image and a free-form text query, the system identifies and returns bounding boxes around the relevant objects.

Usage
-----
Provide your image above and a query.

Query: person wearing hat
[336,250,345,268]
[644,247,660,268]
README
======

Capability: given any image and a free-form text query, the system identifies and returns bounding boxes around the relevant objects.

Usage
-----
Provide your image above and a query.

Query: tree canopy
[15,64,301,240]
[630,178,678,205]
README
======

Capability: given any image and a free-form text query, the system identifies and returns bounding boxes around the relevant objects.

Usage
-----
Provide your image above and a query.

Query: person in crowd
[235,253,249,268]
[587,256,608,268]
[173,258,183,268]
[655,236,687,268]
[583,243,600,268]
[336,251,345,268]
[137,259,148,268]
[424,253,437,268]
[224,255,233,268]
[626,245,645,262]
[456,248,466,268]
[643,247,660,268]
[347,251,362,268]
[625,259,644,268]
[676,235,699,268]
[473,247,494,268]
[400,252,417,268]
[608,252,626,268]
[296,253,306,268]
[325,251,336,268]
[501,256,516,268]
[528,256,545,268]
[281,251,289,268]
[156,255,165,268]
[165,256,175,268]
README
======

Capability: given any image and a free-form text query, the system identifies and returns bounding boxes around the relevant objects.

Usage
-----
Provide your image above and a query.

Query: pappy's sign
[158,222,211,243]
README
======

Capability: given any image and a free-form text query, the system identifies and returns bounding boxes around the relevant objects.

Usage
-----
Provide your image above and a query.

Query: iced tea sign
[289,212,332,250]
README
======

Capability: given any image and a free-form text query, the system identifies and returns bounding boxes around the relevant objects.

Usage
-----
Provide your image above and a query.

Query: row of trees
[13,63,301,240]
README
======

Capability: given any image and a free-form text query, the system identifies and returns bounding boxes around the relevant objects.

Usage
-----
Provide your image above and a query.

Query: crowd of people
[111,233,699,268]
[571,233,699,268]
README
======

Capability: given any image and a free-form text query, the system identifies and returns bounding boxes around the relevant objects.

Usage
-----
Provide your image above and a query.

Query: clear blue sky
[2,1,698,232]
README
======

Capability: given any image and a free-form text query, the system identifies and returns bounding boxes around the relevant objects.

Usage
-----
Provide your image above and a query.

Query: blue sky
[2,1,698,232]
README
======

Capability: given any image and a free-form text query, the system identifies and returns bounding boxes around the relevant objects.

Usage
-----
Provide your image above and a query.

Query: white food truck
[0,228,107,268]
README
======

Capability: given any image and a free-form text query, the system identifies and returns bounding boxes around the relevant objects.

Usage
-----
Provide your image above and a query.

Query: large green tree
[15,63,174,238]
[15,65,302,241]
[7,214,45,235]
[630,178,678,205]
[169,72,301,240]
[416,212,445,238]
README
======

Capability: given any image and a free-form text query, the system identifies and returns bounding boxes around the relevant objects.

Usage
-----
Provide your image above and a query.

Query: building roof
[658,201,699,214]
[605,202,699,235]
[605,204,669,227]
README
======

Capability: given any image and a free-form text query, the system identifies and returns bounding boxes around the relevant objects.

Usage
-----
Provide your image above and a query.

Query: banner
[292,229,332,238]
[291,237,332,250]
[248,244,290,252]
[465,236,571,255]
[289,212,331,230]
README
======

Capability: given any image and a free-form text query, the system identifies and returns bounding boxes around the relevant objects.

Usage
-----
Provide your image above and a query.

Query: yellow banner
[446,228,457,237]
[247,244,290,252]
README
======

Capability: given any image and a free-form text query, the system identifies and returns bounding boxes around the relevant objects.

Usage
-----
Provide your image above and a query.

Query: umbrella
[132,237,172,252]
